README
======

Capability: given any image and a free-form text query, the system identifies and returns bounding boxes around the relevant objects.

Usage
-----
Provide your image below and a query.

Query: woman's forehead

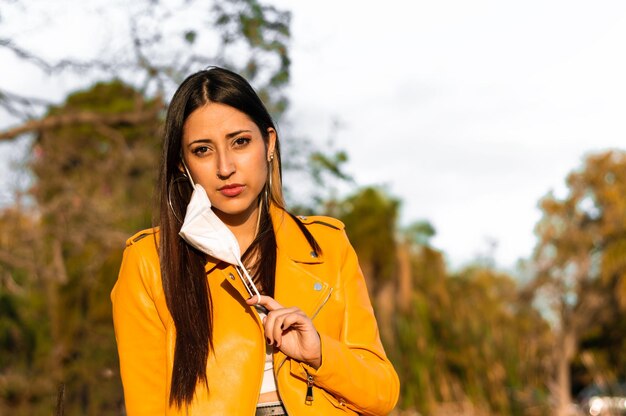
[182,103,259,142]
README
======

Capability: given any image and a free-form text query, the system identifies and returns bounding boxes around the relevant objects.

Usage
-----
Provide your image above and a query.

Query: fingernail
[266,337,271,345]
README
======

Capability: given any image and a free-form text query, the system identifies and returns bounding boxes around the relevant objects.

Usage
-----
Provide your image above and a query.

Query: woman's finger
[273,313,306,347]
[245,294,283,311]
[276,313,321,366]
[264,307,299,345]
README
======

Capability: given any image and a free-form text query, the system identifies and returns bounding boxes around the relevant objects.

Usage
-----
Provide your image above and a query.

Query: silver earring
[268,159,274,193]
[168,175,189,223]
[264,159,273,208]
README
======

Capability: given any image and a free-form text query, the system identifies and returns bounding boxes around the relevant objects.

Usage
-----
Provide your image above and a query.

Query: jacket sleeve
[291,230,400,415]
[111,241,168,415]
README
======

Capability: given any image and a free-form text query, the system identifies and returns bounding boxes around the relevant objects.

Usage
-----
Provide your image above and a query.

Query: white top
[255,307,278,395]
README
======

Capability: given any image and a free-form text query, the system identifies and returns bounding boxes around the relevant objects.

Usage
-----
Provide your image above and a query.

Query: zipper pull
[305,373,314,405]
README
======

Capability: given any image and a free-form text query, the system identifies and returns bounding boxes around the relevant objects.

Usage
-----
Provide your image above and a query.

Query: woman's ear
[178,153,186,173]
[266,128,277,161]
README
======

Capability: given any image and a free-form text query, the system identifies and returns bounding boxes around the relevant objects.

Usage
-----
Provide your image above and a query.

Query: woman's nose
[216,151,235,179]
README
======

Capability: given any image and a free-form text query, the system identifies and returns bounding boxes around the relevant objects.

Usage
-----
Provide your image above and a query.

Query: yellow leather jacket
[111,206,399,415]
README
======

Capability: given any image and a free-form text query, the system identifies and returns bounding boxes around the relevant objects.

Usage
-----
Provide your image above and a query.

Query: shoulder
[121,227,161,270]
[114,227,162,300]
[125,227,160,248]
[292,214,351,260]
[294,214,345,231]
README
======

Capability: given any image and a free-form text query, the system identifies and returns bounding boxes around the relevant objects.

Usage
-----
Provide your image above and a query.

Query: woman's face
[181,102,276,224]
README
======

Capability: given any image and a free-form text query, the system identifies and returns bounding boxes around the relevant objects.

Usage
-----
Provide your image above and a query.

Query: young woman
[111,67,399,415]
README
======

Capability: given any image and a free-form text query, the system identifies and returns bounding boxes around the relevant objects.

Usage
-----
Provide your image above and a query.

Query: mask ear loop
[235,259,261,304]
[181,159,261,304]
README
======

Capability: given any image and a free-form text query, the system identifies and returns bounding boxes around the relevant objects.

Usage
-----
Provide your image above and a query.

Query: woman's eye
[192,146,210,155]
[233,137,251,147]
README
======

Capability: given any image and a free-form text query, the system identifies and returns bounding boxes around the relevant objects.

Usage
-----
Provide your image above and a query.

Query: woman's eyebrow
[187,138,212,147]
[225,129,252,139]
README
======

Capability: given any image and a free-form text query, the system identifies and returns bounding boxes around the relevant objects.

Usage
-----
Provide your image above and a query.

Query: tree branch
[0,107,163,141]
[0,37,121,74]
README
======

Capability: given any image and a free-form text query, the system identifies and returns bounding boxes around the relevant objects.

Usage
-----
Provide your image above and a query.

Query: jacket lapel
[270,206,332,317]
[273,249,332,318]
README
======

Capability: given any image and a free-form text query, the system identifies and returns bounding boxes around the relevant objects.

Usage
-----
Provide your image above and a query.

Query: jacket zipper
[305,371,314,405]
[276,287,333,412]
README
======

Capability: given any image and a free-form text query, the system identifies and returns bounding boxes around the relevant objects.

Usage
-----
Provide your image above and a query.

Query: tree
[331,185,553,415]
[0,80,161,415]
[441,266,552,415]
[392,225,448,413]
[393,239,552,415]
[531,150,626,416]
[335,187,400,294]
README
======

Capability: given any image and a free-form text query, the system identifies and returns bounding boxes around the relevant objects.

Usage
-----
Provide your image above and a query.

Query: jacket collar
[270,204,324,265]
[203,204,323,274]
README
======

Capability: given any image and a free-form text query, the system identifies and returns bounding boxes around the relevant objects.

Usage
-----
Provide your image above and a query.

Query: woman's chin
[211,199,260,224]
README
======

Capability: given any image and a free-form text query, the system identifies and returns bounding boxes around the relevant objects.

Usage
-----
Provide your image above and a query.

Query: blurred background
[1,0,625,415]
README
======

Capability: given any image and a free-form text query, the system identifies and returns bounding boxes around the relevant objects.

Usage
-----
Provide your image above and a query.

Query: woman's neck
[214,201,261,254]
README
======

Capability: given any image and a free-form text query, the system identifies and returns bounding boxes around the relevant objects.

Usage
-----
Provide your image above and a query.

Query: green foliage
[403,220,436,247]
[336,187,399,291]
[310,150,351,184]
[184,30,197,44]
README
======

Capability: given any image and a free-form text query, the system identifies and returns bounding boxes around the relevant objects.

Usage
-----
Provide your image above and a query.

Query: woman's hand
[246,295,321,369]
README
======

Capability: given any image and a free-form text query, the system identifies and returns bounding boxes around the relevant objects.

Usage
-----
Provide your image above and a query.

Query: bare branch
[0,106,163,141]
[0,37,122,74]
[0,88,52,107]
[0,87,53,119]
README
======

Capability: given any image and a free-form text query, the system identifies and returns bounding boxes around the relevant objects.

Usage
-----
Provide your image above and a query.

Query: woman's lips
[219,184,245,197]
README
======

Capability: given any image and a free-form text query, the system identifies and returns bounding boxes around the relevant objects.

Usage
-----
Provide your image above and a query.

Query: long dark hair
[157,67,289,407]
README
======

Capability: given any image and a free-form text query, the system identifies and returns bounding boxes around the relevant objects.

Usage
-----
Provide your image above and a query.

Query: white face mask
[178,162,261,302]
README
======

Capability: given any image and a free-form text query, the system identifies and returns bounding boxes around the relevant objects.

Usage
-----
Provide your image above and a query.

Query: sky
[2,0,626,271]
[275,0,626,270]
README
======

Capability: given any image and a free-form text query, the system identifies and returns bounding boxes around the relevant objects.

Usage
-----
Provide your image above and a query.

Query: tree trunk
[375,280,395,347]
[45,238,68,384]
[396,243,413,313]
[554,330,576,416]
